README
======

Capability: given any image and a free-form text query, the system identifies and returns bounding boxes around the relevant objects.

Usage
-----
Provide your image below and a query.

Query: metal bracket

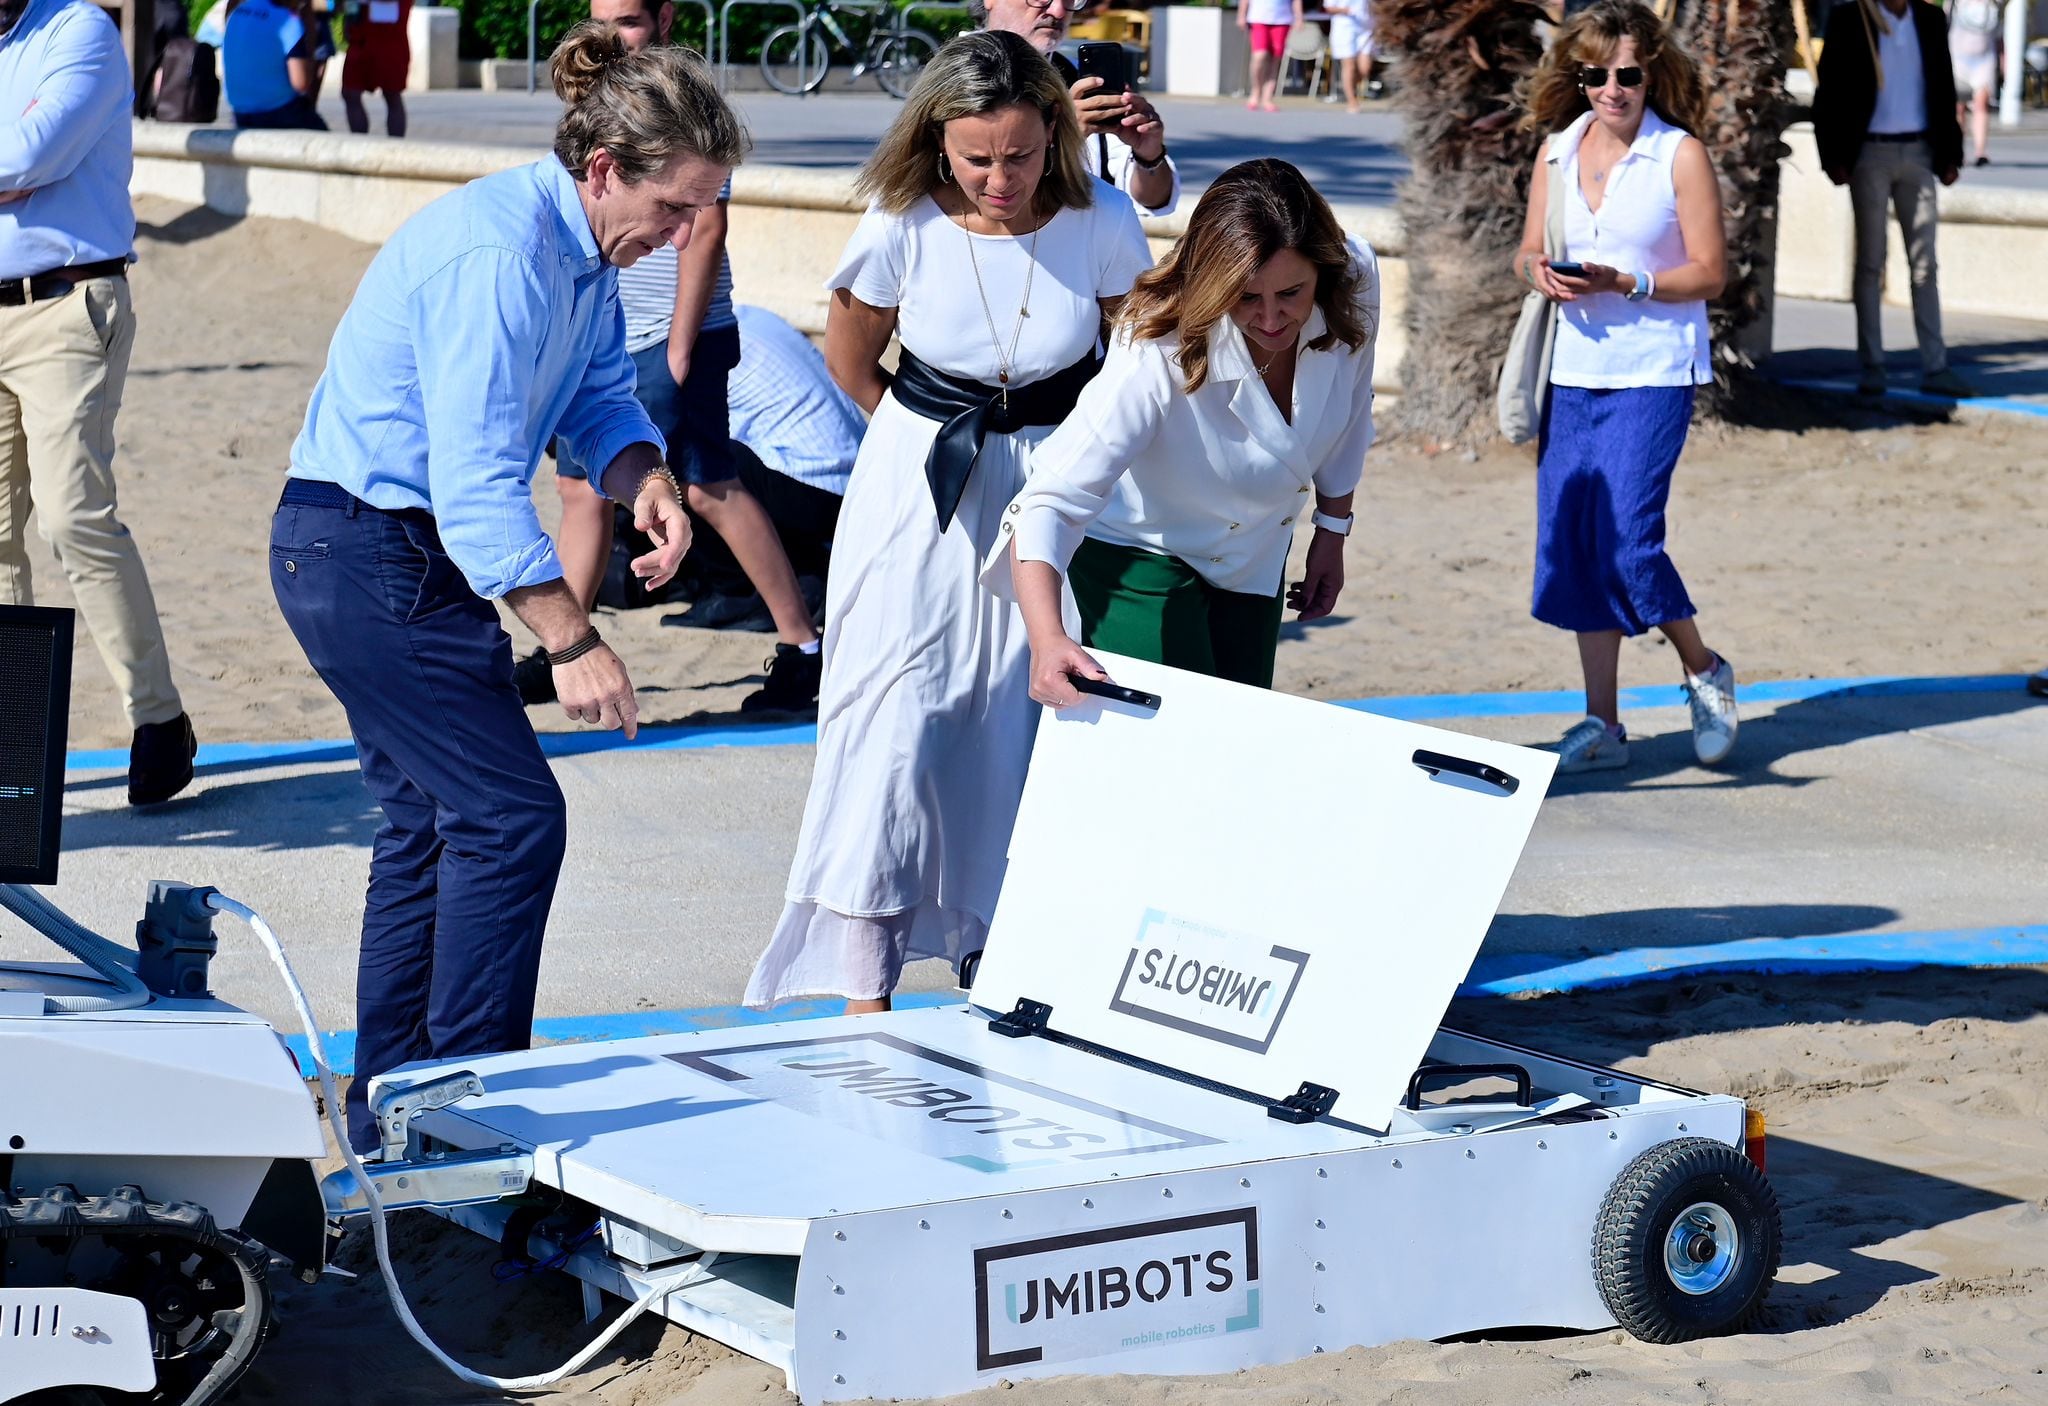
[1267,1082,1339,1124]
[987,997,1052,1039]
[321,1144,532,1219]
[373,1069,485,1164]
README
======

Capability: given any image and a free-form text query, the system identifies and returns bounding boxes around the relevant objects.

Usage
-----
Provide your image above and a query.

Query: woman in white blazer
[983,158,1378,704]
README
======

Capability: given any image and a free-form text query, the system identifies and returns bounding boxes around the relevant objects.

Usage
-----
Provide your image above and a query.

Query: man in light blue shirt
[0,0,199,806]
[273,26,747,1152]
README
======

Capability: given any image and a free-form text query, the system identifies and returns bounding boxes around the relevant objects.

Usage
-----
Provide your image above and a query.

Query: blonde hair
[1119,159,1370,396]
[855,30,1092,218]
[551,19,750,182]
[1520,0,1706,137]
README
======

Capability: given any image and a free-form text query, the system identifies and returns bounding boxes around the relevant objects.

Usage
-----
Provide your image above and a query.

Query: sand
[31,200,2048,751]
[249,968,2048,1404]
[24,201,2048,1402]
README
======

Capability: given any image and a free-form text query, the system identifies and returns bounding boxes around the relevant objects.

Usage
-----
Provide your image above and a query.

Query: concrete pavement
[15,678,2047,1040]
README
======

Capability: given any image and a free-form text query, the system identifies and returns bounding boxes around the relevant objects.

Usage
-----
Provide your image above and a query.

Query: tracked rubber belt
[0,1184,274,1406]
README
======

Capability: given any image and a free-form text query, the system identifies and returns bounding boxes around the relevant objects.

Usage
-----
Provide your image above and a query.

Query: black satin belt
[890,348,1101,532]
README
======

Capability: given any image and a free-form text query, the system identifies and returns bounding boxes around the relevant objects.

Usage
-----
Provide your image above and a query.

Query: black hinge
[988,997,1053,1039]
[1268,1082,1339,1124]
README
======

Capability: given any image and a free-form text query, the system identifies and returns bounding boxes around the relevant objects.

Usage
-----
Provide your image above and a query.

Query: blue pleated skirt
[1533,383,1697,636]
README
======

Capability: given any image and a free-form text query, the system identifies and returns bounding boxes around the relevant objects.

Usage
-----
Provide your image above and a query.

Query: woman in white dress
[984,158,1379,703]
[745,30,1152,1011]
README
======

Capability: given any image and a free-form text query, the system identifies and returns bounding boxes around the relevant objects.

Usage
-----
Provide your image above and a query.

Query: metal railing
[900,0,968,37]
[530,0,720,93]
[717,0,805,91]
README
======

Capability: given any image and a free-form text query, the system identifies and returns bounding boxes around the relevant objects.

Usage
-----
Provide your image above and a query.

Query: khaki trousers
[0,276,182,728]
[1849,138,1948,378]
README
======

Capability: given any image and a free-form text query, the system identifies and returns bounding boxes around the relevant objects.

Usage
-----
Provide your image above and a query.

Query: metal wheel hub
[1662,1201,1739,1295]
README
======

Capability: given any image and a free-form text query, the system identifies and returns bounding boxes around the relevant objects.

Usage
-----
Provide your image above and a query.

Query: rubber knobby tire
[1592,1135,1781,1343]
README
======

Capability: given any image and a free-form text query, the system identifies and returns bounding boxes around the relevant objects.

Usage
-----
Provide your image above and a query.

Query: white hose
[0,883,152,1014]
[203,891,700,1391]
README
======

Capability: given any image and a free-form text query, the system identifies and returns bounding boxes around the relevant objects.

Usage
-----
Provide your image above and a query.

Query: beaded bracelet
[546,626,604,667]
[638,463,684,504]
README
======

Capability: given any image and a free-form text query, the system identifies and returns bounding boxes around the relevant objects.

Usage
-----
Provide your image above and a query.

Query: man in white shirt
[974,0,1178,216]
[1813,0,1973,399]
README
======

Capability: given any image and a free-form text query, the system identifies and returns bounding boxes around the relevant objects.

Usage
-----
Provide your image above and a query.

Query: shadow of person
[60,766,382,853]
[1547,679,2041,794]
[1482,900,1901,964]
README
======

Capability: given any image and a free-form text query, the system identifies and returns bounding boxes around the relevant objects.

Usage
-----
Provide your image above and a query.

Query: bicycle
[758,0,939,99]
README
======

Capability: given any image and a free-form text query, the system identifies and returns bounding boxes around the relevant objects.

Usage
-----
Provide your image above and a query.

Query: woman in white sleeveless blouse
[1513,0,1739,776]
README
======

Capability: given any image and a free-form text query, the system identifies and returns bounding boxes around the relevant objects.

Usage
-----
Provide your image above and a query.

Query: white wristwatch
[1310,510,1354,537]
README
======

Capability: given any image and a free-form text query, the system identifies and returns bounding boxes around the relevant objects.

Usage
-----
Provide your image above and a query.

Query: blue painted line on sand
[67,672,2029,774]
[280,925,2048,1078]
[1772,373,2048,422]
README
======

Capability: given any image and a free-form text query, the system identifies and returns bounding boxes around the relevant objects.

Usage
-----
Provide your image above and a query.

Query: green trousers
[1068,536,1284,689]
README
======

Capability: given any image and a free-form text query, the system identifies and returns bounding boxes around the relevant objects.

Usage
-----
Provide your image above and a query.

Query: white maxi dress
[745,185,1152,1005]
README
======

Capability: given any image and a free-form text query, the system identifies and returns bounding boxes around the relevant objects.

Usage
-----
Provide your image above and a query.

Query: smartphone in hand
[1548,260,1589,279]
[1075,41,1128,96]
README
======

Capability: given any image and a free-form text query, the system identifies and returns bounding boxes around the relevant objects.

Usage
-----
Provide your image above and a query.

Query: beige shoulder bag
[1496,145,1567,446]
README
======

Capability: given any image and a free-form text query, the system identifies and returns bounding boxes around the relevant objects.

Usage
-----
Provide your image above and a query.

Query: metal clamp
[373,1069,485,1164]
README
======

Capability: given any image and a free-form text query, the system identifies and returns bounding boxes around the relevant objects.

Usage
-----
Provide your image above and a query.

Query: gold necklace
[962,211,1041,412]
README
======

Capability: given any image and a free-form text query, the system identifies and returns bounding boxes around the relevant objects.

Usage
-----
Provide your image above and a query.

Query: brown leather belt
[0,257,129,307]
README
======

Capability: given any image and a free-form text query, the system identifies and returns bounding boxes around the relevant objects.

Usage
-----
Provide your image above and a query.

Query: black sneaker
[513,647,556,706]
[129,712,196,806]
[741,644,822,714]
[663,591,775,632]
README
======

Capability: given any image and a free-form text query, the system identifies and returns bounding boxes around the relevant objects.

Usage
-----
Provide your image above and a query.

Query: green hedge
[458,0,974,64]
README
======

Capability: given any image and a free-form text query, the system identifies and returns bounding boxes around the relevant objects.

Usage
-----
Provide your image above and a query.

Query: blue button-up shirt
[0,0,135,280]
[291,157,660,599]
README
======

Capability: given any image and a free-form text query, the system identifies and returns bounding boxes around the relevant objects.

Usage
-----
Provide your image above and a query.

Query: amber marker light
[1744,1108,1767,1173]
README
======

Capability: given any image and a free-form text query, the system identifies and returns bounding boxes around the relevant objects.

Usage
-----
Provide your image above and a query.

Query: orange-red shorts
[343,29,410,93]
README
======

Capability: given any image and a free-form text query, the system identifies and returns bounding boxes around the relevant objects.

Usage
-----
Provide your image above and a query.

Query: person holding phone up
[974,0,1179,215]
[985,159,1377,702]
[1513,0,1737,775]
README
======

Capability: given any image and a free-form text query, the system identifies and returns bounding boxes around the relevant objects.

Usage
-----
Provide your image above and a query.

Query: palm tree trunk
[1664,0,1798,415]
[1373,0,1552,449]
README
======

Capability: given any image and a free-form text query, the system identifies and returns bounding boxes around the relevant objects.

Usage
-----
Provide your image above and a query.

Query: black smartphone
[1069,674,1161,710]
[1075,40,1128,96]
[1548,260,1588,279]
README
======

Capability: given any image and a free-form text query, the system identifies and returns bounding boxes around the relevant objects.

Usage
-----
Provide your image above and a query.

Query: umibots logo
[1108,909,1309,1053]
[974,1209,1262,1372]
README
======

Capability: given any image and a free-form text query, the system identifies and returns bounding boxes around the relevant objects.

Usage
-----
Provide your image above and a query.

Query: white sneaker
[1684,654,1739,764]
[1554,715,1629,773]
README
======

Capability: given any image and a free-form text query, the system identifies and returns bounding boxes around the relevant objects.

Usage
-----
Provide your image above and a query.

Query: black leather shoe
[129,712,196,806]
[2028,668,2048,699]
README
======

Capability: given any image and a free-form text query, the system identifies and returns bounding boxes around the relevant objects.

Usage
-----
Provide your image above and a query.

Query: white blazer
[984,243,1379,600]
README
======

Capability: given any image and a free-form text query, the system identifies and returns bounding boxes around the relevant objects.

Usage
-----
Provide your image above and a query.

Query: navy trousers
[270,479,567,1152]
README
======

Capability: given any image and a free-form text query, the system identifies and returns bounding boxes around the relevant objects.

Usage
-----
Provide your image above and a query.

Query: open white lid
[970,653,1557,1131]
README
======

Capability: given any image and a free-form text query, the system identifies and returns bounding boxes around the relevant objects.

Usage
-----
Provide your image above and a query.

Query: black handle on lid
[1411,748,1519,796]
[1404,1062,1534,1111]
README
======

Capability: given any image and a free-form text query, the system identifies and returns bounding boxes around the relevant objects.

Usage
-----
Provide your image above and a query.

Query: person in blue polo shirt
[271,20,748,1153]
[222,0,326,129]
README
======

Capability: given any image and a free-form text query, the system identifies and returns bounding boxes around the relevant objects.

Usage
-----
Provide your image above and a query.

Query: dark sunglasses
[1578,64,1645,89]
